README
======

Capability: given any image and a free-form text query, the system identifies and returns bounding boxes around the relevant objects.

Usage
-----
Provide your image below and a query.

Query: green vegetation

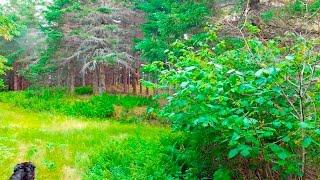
[0,55,8,88]
[0,14,19,41]
[26,0,72,82]
[290,0,320,13]
[134,0,210,62]
[0,0,319,179]
[0,88,154,118]
[97,6,113,14]
[147,28,320,178]
[86,134,183,179]
[0,13,18,88]
[75,86,93,95]
[0,103,172,179]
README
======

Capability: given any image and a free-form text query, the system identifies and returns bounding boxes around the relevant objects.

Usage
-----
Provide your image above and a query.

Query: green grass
[0,103,174,179]
[0,88,156,118]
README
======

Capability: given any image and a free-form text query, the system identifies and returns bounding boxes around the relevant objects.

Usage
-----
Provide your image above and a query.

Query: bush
[75,86,93,95]
[148,29,320,178]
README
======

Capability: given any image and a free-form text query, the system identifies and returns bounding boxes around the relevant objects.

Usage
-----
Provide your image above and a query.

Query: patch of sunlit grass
[0,103,169,179]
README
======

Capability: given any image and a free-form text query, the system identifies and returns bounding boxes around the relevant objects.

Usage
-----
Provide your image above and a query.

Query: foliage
[0,0,47,83]
[0,1,319,179]
[0,14,19,40]
[147,29,320,178]
[134,0,210,62]
[0,55,9,88]
[67,95,115,118]
[26,0,71,82]
[290,0,320,14]
[0,13,18,89]
[0,88,154,119]
[75,86,93,95]
[86,134,182,179]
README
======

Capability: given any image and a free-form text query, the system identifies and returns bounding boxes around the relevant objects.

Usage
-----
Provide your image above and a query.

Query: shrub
[75,86,93,95]
[148,29,320,178]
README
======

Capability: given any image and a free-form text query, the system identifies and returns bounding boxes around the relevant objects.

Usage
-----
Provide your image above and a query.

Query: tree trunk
[132,69,138,95]
[105,65,109,92]
[7,70,14,90]
[98,64,106,94]
[146,74,150,96]
[139,73,143,95]
[123,67,128,93]
[92,68,99,94]
[13,62,21,91]
[81,71,86,86]
[13,74,19,91]
[249,0,260,10]
[126,69,129,93]
[21,78,29,90]
[57,67,62,87]
[68,60,75,93]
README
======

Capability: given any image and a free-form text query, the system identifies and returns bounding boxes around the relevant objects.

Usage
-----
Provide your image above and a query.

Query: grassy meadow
[0,90,179,179]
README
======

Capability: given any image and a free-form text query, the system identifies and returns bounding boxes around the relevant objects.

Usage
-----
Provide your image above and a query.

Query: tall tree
[0,13,18,88]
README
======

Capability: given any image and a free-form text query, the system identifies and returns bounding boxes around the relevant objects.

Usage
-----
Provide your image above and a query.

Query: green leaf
[185,66,196,71]
[285,55,295,60]
[213,168,231,180]
[180,82,189,88]
[231,133,241,141]
[228,148,239,159]
[277,151,289,160]
[255,69,264,77]
[284,122,293,129]
[255,97,265,105]
[302,137,312,148]
[272,120,281,128]
[299,122,312,129]
[240,148,251,157]
[282,136,290,142]
[269,144,290,160]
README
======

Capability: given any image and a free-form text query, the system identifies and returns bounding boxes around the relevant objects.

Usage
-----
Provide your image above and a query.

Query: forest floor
[0,103,169,179]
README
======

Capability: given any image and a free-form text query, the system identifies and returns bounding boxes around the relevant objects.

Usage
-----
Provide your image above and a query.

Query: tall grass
[0,88,155,119]
[0,103,174,179]
[86,135,183,179]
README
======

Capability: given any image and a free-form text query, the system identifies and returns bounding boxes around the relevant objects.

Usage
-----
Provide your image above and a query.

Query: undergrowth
[0,103,174,179]
[0,88,155,119]
[75,86,93,95]
[85,134,184,179]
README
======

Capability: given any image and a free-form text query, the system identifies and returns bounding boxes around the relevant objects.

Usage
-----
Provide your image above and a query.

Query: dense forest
[0,0,319,179]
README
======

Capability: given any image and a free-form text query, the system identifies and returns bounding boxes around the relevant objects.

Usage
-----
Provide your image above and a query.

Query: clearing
[0,103,168,179]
